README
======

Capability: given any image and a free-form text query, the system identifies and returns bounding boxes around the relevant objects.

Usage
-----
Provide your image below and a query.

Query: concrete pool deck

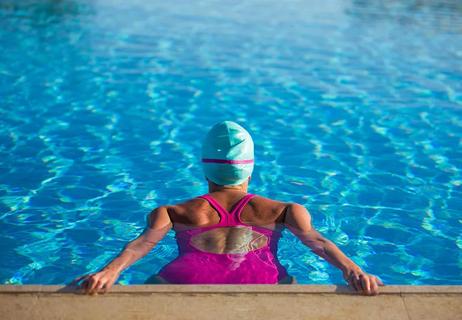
[1,285,461,320]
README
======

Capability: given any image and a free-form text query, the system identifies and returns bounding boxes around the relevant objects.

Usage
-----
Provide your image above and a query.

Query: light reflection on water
[0,0,461,285]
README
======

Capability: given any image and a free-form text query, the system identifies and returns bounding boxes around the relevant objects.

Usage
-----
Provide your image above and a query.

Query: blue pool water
[1,0,461,285]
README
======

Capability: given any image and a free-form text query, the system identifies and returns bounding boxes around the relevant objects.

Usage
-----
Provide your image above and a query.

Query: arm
[102,206,172,273]
[73,206,172,294]
[284,203,383,295]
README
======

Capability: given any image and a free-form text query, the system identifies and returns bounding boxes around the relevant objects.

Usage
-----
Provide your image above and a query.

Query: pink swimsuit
[158,193,289,284]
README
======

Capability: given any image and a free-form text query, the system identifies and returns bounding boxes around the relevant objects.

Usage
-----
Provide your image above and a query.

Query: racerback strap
[198,193,255,226]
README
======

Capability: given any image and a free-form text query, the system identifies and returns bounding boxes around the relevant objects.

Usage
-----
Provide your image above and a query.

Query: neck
[208,180,248,193]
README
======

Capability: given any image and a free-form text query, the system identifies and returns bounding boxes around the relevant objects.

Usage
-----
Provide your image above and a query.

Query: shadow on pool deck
[1,285,461,320]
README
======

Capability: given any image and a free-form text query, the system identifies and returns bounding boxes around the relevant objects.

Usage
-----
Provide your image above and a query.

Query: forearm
[102,240,153,273]
[308,238,362,274]
[96,207,171,276]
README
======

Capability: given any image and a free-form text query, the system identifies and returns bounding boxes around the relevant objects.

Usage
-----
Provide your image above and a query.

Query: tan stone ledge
[1,284,461,294]
[1,285,461,320]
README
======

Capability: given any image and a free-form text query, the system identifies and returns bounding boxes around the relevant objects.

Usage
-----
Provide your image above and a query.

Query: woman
[74,121,383,294]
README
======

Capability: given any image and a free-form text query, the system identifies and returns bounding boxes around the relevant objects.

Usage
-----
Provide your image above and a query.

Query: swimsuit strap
[230,193,255,216]
[197,195,228,224]
[197,193,255,226]
[230,193,255,225]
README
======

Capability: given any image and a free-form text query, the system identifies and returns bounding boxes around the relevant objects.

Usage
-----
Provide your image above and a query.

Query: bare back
[165,191,288,254]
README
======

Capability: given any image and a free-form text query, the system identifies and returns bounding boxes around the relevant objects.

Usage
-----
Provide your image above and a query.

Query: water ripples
[0,0,461,284]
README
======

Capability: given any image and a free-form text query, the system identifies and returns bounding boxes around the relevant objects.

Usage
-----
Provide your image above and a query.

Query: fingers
[84,274,118,295]
[100,284,109,294]
[100,277,117,294]
[360,275,371,295]
[90,280,105,295]
[371,278,379,295]
[83,275,100,295]
[362,275,382,295]
[74,270,120,295]
[346,272,383,296]
[104,278,116,292]
[347,274,360,292]
[86,276,99,294]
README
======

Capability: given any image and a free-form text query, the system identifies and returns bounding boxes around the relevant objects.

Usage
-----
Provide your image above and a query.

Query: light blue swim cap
[202,121,254,186]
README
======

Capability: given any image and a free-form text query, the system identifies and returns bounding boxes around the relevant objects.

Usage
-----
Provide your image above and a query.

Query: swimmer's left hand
[343,269,384,296]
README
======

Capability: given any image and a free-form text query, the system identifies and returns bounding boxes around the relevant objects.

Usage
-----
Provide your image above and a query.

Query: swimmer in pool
[73,121,384,295]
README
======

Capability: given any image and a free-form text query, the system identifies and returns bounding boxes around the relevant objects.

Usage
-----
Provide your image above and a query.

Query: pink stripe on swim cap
[202,158,254,164]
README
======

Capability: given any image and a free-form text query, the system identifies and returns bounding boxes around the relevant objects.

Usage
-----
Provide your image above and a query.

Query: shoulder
[148,197,209,223]
[145,205,176,229]
[253,196,312,221]
[285,202,310,215]
[170,196,209,214]
[283,202,313,231]
[249,195,306,219]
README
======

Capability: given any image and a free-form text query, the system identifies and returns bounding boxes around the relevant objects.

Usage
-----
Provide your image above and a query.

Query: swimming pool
[0,0,461,285]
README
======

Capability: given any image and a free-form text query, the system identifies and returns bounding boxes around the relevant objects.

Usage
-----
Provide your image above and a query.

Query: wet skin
[189,226,269,254]
[73,181,384,295]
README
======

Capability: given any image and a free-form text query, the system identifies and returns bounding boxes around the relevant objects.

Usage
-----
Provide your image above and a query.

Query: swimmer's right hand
[71,268,121,295]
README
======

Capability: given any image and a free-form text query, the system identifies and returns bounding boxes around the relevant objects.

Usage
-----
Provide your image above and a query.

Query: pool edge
[1,285,461,320]
[1,284,462,294]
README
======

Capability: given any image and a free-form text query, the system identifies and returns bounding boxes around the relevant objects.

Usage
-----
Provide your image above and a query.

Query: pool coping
[2,285,461,320]
[1,284,461,294]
